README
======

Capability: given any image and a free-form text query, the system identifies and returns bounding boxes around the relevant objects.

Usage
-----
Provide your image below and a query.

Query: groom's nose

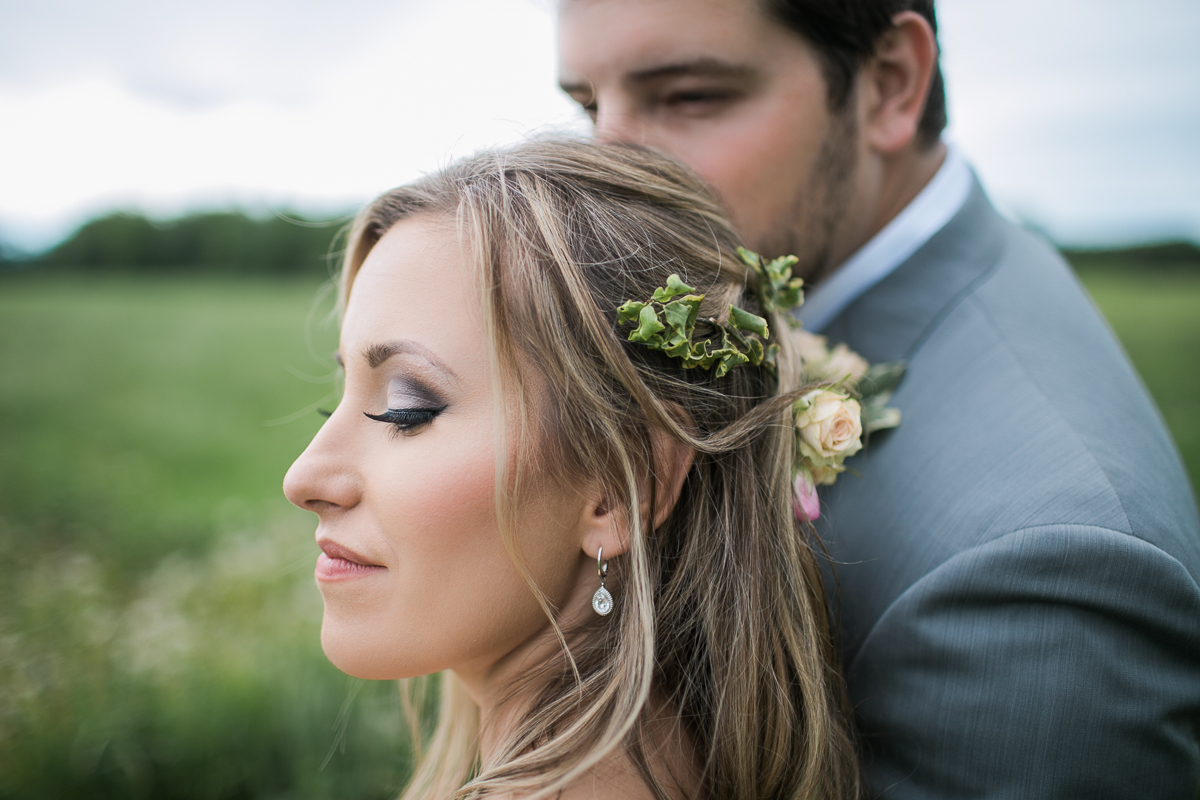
[593,102,648,146]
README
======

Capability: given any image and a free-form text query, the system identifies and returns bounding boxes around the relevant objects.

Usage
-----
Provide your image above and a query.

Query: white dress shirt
[796,144,974,333]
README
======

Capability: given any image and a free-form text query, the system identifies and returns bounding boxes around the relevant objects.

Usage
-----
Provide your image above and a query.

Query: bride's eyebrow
[362,340,458,379]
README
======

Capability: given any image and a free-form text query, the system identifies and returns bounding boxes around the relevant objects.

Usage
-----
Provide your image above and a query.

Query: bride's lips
[315,539,387,582]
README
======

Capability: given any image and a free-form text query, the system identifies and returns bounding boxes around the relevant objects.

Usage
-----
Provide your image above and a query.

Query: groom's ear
[858,11,940,155]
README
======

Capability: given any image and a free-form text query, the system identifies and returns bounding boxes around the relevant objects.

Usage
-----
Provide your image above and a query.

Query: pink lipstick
[315,540,386,581]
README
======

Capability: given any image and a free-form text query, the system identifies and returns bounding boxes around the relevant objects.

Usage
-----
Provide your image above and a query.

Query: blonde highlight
[339,139,860,800]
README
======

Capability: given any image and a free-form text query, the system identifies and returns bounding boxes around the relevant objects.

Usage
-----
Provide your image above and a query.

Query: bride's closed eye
[364,406,446,436]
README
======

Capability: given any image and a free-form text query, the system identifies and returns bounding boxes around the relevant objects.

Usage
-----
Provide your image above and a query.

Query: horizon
[2,0,1198,254]
[7,207,1200,266]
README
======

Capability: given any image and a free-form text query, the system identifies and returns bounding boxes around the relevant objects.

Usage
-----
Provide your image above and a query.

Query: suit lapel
[820,177,1008,364]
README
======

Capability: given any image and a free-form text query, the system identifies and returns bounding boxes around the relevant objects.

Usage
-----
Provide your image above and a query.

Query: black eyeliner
[364,406,447,434]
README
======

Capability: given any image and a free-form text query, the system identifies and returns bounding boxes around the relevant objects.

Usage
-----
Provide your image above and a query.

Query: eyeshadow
[388,376,446,409]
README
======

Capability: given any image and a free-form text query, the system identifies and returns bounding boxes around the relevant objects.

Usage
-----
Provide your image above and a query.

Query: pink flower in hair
[793,470,820,522]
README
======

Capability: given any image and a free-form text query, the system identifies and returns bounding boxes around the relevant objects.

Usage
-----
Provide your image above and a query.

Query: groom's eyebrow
[625,58,756,85]
[559,58,757,96]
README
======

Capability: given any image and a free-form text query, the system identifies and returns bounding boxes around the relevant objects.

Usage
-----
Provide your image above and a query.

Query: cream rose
[794,330,869,384]
[793,389,863,483]
[823,343,869,384]
[794,329,831,366]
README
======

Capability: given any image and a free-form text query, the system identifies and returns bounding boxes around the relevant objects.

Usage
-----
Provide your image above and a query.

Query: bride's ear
[578,428,696,560]
[649,428,696,529]
[578,489,628,563]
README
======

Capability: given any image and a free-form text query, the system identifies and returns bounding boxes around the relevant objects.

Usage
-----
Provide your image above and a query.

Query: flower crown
[617,247,905,520]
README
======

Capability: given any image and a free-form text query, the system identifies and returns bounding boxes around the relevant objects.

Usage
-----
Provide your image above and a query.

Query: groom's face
[558,0,862,278]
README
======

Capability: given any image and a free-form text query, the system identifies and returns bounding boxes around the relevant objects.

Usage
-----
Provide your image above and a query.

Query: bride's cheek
[320,434,522,678]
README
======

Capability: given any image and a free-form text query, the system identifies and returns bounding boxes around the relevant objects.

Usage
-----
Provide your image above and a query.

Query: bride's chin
[320,619,393,680]
[318,616,438,681]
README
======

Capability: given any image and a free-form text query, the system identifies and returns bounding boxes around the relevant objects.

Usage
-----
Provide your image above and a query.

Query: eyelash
[363,407,446,436]
[665,90,727,104]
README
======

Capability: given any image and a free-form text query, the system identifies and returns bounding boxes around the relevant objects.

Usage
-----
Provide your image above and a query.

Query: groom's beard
[767,103,860,286]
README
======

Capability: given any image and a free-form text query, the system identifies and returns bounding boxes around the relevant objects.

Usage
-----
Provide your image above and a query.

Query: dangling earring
[592,546,613,616]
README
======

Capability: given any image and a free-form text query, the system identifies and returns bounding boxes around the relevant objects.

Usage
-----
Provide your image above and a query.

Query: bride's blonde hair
[339,140,860,800]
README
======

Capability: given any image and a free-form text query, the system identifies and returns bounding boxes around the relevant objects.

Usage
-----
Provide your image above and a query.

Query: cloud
[939,0,1200,244]
[0,0,584,251]
[0,0,411,108]
[0,0,1197,251]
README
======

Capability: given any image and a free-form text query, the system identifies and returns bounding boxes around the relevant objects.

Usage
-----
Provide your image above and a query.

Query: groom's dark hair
[763,0,946,148]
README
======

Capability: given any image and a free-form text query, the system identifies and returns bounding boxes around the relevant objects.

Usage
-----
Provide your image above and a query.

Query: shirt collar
[796,143,974,333]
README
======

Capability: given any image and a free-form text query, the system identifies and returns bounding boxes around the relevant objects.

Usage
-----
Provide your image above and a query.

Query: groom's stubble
[768,101,860,285]
[557,0,870,286]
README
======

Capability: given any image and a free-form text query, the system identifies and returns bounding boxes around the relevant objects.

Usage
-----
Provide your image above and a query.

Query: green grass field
[0,276,337,567]
[1076,269,1200,493]
[0,268,1197,798]
[0,275,411,799]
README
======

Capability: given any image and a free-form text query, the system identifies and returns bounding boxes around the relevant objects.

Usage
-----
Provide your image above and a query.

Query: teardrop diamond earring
[592,547,613,616]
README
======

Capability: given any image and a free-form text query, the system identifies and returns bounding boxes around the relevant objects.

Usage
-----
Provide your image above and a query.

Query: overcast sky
[1,0,1197,254]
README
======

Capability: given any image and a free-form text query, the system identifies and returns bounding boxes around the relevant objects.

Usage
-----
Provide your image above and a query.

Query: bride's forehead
[361,218,461,277]
[349,222,472,310]
[341,218,488,368]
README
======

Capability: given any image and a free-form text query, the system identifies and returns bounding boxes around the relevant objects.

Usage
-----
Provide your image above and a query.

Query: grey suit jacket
[817,178,1200,798]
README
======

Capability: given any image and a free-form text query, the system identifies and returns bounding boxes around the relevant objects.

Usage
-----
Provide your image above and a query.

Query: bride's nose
[283,419,363,514]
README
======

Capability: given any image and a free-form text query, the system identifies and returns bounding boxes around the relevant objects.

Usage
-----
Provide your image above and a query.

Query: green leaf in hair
[736,246,805,321]
[617,273,776,377]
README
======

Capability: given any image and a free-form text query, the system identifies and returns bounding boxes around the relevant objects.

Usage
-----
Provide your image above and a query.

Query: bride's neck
[449,586,701,797]
[451,620,568,760]
[463,667,702,800]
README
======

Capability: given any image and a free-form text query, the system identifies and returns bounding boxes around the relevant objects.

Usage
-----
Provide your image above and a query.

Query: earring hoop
[592,546,613,616]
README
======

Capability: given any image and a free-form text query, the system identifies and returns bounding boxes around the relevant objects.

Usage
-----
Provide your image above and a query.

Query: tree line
[5,211,348,276]
[3,209,1197,275]
[1060,241,1200,272]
